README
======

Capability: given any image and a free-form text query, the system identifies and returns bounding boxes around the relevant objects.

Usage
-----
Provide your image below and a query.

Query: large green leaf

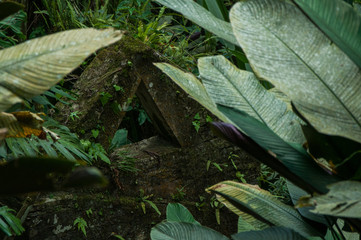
[207,181,320,238]
[0,28,123,111]
[166,203,200,225]
[155,0,238,46]
[294,0,361,69]
[150,221,229,240]
[154,63,228,123]
[217,105,340,193]
[297,181,361,218]
[198,55,305,144]
[230,0,361,143]
[231,227,307,240]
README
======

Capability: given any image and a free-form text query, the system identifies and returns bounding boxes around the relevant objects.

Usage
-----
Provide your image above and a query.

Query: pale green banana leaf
[0,28,123,111]
[230,0,361,143]
[294,0,361,69]
[154,63,229,123]
[207,181,321,238]
[150,221,229,240]
[155,0,238,46]
[198,55,305,144]
[297,181,361,218]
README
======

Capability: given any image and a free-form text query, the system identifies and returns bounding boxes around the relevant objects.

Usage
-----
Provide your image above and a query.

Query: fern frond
[0,206,24,236]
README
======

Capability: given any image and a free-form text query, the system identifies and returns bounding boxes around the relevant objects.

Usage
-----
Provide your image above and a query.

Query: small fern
[0,206,24,236]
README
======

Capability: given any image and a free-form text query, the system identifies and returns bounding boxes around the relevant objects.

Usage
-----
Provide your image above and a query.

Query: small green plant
[115,151,139,172]
[192,113,201,132]
[171,186,186,201]
[81,140,111,164]
[228,152,247,183]
[91,129,99,139]
[86,208,93,218]
[210,196,224,225]
[0,10,26,49]
[109,129,129,151]
[206,160,227,172]
[137,189,161,216]
[99,91,113,106]
[69,111,81,121]
[0,205,24,237]
[113,84,124,93]
[259,165,290,203]
[73,217,88,237]
[195,195,206,210]
[205,115,213,123]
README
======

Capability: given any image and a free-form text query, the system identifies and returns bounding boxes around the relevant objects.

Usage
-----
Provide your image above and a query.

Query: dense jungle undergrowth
[1,0,361,239]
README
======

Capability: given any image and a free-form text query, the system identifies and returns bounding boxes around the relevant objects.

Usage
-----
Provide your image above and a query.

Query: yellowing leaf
[0,111,45,138]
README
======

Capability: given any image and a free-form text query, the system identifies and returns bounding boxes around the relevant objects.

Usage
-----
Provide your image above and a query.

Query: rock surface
[55,33,206,148]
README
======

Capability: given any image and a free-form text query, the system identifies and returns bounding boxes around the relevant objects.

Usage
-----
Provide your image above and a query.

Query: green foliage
[99,91,113,106]
[171,187,186,201]
[0,27,122,111]
[166,203,200,225]
[109,128,129,151]
[81,140,110,164]
[0,10,26,49]
[0,118,90,163]
[0,11,117,237]
[73,217,88,237]
[192,113,201,132]
[0,1,24,22]
[138,189,161,216]
[0,206,24,236]
[294,0,361,69]
[153,0,361,238]
[113,150,138,172]
[259,165,290,203]
[298,181,361,218]
[151,221,229,240]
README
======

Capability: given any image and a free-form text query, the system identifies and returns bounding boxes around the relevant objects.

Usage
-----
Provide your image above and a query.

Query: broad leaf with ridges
[0,28,123,111]
[199,55,305,144]
[230,0,361,143]
[207,181,321,238]
[154,63,228,123]
[155,0,238,46]
[294,0,361,68]
[151,221,229,240]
